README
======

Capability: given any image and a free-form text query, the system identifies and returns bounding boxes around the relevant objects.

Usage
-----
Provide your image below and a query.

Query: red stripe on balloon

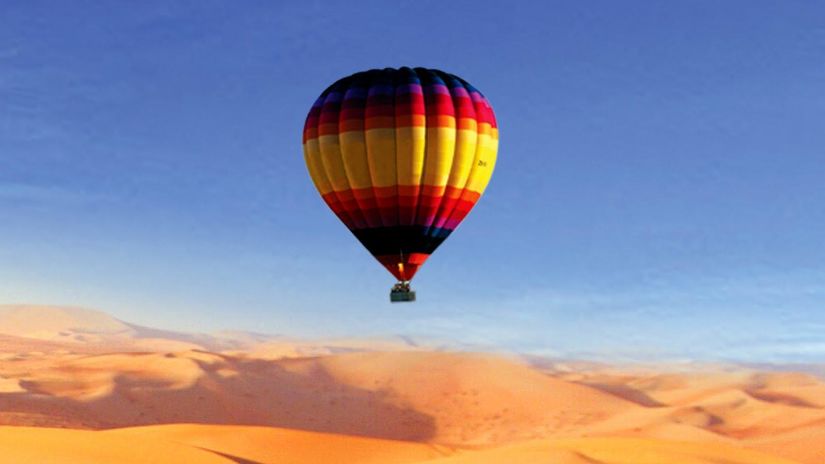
[376,253,429,280]
[322,186,480,231]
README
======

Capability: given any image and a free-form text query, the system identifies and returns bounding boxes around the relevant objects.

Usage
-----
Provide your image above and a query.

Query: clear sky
[2,1,823,363]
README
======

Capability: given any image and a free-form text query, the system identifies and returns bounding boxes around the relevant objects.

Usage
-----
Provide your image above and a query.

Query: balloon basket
[390,281,416,303]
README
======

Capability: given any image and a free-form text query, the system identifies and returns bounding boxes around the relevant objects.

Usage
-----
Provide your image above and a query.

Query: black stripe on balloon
[351,226,454,257]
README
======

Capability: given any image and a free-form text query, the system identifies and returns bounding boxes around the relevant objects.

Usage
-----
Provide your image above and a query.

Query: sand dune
[240,336,425,359]
[0,305,134,341]
[1,347,822,462]
[746,372,825,408]
[0,426,234,464]
[421,437,802,464]
[0,425,805,464]
[0,348,635,444]
[106,424,454,464]
[310,351,637,445]
[0,305,281,351]
[0,305,823,464]
[745,419,825,464]
[0,305,429,355]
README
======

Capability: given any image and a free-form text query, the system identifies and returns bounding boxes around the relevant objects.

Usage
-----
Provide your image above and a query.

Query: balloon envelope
[302,67,498,281]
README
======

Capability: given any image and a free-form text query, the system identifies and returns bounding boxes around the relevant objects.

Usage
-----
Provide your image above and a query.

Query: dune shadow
[578,382,664,407]
[746,389,819,408]
[0,352,437,442]
[195,447,264,464]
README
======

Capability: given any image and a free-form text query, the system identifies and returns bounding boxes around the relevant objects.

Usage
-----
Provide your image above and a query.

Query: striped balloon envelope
[302,67,498,288]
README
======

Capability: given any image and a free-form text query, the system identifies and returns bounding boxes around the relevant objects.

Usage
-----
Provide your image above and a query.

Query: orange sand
[0,305,822,463]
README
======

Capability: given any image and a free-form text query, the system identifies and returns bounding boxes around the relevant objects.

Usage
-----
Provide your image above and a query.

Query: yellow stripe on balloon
[318,134,352,192]
[303,138,334,195]
[366,128,398,188]
[339,131,373,190]
[395,125,426,186]
[464,127,498,194]
[445,127,479,190]
[421,126,457,188]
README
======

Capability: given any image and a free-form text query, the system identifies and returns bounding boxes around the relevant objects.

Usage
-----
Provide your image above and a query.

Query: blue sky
[1,1,823,362]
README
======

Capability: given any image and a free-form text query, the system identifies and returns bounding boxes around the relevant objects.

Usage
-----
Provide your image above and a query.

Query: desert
[0,305,821,463]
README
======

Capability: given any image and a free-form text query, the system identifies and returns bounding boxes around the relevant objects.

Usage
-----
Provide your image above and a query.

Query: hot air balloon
[302,67,498,302]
